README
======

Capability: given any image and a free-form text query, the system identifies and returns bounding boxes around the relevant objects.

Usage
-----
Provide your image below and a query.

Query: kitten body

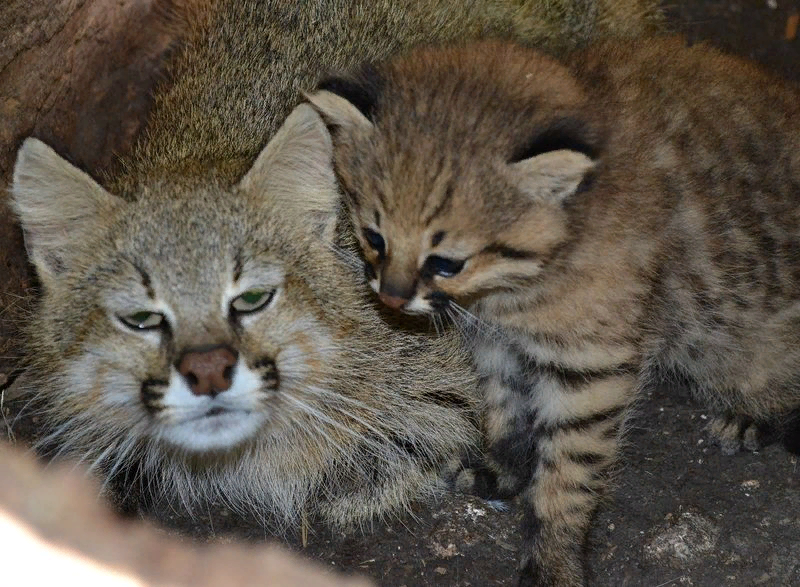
[309,37,800,585]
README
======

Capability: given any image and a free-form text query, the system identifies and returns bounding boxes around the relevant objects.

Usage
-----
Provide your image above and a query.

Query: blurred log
[0,442,373,587]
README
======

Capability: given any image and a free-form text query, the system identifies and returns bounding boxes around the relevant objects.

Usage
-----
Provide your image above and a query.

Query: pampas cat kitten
[308,36,800,585]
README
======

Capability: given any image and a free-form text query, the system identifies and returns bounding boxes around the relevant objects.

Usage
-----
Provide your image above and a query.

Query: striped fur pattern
[308,37,800,585]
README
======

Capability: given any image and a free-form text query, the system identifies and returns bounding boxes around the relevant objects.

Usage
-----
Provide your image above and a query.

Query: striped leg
[518,368,636,587]
[451,369,539,500]
[467,337,542,500]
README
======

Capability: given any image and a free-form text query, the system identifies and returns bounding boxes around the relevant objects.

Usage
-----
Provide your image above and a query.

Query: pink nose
[378,292,408,309]
[178,346,237,396]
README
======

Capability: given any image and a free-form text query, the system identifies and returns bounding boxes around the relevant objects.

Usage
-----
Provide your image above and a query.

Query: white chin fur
[159,361,268,453]
[404,296,435,315]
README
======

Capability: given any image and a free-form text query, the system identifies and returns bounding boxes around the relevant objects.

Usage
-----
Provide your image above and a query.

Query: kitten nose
[379,292,409,309]
[178,346,237,397]
[379,277,415,310]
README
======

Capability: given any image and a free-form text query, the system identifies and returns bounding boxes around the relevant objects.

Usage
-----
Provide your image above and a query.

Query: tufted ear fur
[11,138,125,288]
[508,149,595,204]
[239,103,340,241]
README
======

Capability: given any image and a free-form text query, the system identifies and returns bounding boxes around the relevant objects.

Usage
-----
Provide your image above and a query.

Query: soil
[2,2,798,586]
[191,382,798,587]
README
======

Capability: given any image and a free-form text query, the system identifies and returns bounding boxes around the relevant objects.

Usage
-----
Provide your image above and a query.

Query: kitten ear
[11,138,124,285]
[509,149,595,204]
[308,65,382,131]
[239,103,340,241]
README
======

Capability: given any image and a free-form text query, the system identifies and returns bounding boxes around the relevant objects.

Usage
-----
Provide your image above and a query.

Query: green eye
[231,289,275,314]
[120,311,165,330]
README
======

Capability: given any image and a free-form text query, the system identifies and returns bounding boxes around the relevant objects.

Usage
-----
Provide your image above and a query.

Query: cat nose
[379,292,409,309]
[379,277,415,309]
[178,345,238,397]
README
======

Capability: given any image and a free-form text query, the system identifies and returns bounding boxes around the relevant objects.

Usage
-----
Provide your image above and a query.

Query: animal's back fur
[116,0,662,190]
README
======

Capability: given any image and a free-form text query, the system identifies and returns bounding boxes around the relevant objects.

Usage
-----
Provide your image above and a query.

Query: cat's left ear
[508,149,595,204]
[239,103,339,241]
[306,66,382,133]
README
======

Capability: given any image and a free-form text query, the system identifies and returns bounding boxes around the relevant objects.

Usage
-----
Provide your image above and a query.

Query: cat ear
[508,117,599,204]
[239,103,340,241]
[508,149,595,204]
[305,90,374,133]
[11,138,124,285]
[306,66,382,133]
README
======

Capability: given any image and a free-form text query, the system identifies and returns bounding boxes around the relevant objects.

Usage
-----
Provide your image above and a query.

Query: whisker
[325,242,365,272]
[280,393,392,470]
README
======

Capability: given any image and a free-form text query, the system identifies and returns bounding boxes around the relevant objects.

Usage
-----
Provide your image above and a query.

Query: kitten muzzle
[426,290,452,313]
[378,291,409,310]
[378,276,416,310]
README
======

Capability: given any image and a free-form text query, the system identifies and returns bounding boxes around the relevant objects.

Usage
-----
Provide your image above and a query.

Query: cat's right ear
[11,138,124,286]
[305,90,374,134]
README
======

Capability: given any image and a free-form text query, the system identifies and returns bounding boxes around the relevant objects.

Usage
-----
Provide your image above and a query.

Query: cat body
[5,0,665,532]
[11,110,481,531]
[308,36,800,584]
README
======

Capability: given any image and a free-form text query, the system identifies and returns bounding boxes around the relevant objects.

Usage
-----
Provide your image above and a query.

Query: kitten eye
[230,289,275,314]
[362,228,386,257]
[120,311,165,330]
[423,255,465,278]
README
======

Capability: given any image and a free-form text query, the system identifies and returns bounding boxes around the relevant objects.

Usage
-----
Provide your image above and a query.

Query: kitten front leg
[706,413,774,454]
[519,368,637,587]
[465,337,542,500]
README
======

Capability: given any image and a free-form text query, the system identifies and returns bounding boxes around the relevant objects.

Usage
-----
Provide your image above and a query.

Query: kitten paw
[707,415,768,454]
[448,462,519,501]
[451,464,498,497]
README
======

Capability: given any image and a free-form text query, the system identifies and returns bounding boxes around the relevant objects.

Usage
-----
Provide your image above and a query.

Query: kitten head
[309,42,601,315]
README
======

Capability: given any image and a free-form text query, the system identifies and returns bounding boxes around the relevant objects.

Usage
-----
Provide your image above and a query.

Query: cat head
[308,42,601,315]
[10,104,350,456]
[11,102,479,526]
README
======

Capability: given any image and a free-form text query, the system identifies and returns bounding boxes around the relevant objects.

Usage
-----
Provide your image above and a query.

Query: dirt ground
[159,380,797,586]
[2,1,799,586]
